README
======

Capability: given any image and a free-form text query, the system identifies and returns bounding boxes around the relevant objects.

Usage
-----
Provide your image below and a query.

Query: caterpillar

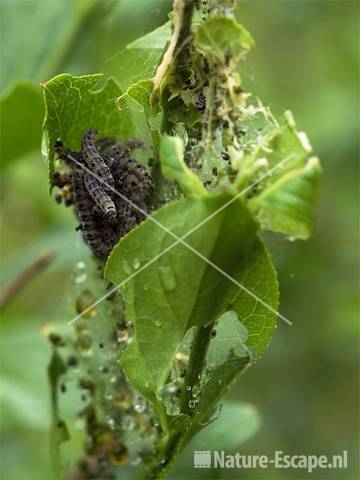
[81,130,114,192]
[83,172,116,223]
[72,167,116,258]
[53,170,72,188]
[53,133,153,258]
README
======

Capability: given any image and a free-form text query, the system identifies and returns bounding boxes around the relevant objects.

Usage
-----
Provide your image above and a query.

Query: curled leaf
[251,156,321,239]
[160,135,207,197]
[195,16,255,63]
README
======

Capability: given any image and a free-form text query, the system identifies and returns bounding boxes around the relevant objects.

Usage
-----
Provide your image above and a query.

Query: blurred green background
[0,1,358,479]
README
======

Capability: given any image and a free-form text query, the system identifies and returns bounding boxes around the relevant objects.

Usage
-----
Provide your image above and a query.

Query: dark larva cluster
[53,130,153,258]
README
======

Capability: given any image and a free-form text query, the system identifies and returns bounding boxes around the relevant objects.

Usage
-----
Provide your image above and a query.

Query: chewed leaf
[195,16,254,63]
[42,73,132,190]
[117,79,154,115]
[207,311,250,366]
[251,157,321,239]
[241,110,315,192]
[116,79,159,163]
[160,135,207,197]
[235,110,321,239]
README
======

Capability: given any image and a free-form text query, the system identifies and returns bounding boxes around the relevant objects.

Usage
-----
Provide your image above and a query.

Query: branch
[0,251,56,310]
[152,0,196,97]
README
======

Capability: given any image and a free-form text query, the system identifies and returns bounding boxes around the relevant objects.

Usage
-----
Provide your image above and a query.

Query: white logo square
[194,450,211,468]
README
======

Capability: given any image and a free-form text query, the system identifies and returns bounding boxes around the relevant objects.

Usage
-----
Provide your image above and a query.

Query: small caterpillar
[81,130,114,192]
[195,90,206,112]
[83,172,117,223]
[53,170,72,188]
[96,136,117,151]
[72,168,116,258]
[106,148,152,193]
[54,141,116,257]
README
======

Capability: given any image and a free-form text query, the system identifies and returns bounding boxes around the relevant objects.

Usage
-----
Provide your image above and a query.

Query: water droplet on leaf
[123,415,135,431]
[134,395,147,413]
[133,258,140,270]
[159,264,176,291]
[188,399,197,409]
[107,417,116,430]
[157,382,180,416]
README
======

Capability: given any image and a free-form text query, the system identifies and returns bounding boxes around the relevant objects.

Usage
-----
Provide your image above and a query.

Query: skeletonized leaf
[117,79,154,115]
[195,16,254,62]
[243,112,321,239]
[251,156,321,239]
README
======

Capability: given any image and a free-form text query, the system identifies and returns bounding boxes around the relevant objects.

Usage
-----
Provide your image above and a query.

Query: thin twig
[0,251,56,310]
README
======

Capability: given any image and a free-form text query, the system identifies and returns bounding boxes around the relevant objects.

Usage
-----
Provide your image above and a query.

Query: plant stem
[153,0,196,93]
[180,322,215,415]
[205,70,216,146]
[0,251,55,310]
[138,323,216,478]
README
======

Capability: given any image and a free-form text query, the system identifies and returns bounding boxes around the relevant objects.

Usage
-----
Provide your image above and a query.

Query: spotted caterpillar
[53,133,153,258]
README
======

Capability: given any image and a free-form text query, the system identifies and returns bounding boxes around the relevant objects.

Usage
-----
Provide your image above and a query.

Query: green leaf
[185,350,250,441]
[106,48,164,92]
[194,16,254,63]
[251,156,321,239]
[105,193,278,431]
[245,111,314,191]
[228,240,279,358]
[0,326,52,430]
[126,21,171,50]
[0,81,44,167]
[0,376,49,429]
[145,238,277,475]
[117,79,154,115]
[0,0,76,92]
[42,73,133,188]
[117,79,160,161]
[105,194,257,407]
[234,110,321,239]
[160,135,207,197]
[180,240,277,443]
[191,401,260,450]
[171,401,260,477]
[207,311,253,366]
